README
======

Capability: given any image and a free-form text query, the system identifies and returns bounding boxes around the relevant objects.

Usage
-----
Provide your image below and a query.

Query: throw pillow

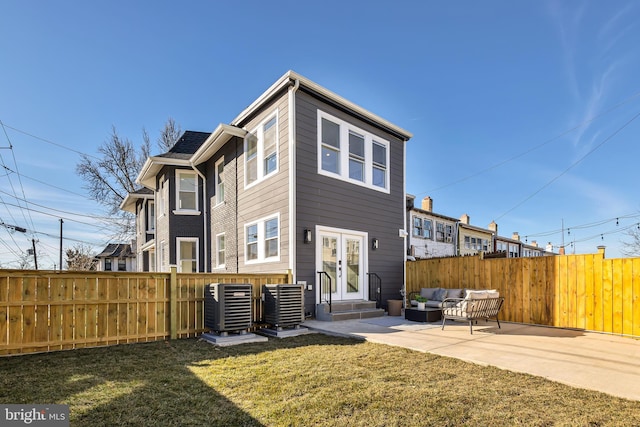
[434,288,448,301]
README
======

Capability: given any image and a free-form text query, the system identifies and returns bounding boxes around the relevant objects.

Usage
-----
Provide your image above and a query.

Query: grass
[1,334,639,426]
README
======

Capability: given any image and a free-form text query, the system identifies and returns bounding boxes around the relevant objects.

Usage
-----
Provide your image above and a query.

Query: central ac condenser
[204,283,252,334]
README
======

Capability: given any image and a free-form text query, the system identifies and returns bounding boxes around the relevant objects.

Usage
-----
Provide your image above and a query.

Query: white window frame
[177,237,199,273]
[146,201,155,233]
[158,178,167,218]
[215,233,225,268]
[244,111,279,188]
[148,248,156,272]
[317,110,390,193]
[160,240,166,272]
[244,213,280,264]
[215,157,225,206]
[174,170,200,214]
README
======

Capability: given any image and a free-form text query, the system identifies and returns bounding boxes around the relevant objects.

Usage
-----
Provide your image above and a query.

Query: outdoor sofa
[408,287,465,308]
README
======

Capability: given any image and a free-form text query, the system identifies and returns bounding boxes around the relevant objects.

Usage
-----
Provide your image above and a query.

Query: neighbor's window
[118,259,126,271]
[105,258,112,271]
[176,170,198,212]
[436,222,445,242]
[318,110,390,192]
[423,219,433,239]
[216,233,225,268]
[177,238,198,273]
[215,158,225,205]
[147,201,155,232]
[412,217,423,237]
[245,214,280,263]
[245,112,278,187]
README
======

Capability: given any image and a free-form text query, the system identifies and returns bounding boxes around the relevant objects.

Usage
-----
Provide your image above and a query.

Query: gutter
[288,78,300,281]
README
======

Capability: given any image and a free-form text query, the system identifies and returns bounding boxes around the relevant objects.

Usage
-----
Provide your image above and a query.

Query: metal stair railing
[317,271,332,313]
[367,272,382,309]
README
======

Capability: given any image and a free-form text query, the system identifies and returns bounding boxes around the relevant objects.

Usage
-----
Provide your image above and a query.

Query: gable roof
[157,131,211,159]
[96,243,133,258]
[137,131,211,189]
[120,187,153,213]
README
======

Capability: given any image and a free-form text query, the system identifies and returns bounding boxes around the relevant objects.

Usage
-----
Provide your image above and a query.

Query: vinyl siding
[236,93,291,274]
[294,89,407,307]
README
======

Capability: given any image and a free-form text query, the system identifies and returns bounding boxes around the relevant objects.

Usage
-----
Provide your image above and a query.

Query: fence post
[170,266,177,340]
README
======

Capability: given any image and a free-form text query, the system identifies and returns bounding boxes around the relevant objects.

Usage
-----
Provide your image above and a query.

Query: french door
[317,228,366,301]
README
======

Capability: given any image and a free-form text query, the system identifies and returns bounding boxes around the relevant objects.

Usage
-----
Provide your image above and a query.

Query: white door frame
[315,226,368,302]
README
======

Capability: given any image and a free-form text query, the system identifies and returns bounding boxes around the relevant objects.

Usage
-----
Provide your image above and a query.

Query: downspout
[288,78,300,282]
[190,163,208,273]
[402,138,408,307]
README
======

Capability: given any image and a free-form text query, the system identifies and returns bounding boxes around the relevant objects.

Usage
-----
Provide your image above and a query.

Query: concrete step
[315,301,385,321]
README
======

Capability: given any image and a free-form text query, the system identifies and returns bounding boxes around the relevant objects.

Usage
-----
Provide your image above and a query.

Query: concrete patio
[302,315,640,402]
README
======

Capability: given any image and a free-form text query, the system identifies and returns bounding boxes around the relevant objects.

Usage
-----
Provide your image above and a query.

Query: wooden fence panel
[406,252,639,337]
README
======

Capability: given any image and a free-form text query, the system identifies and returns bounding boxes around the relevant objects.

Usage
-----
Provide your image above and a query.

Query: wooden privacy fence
[406,249,640,337]
[0,268,291,356]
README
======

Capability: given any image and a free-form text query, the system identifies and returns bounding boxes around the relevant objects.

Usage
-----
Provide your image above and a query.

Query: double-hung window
[245,113,278,187]
[413,217,433,239]
[146,201,155,232]
[215,158,225,205]
[216,233,225,268]
[436,223,445,242]
[245,214,279,263]
[176,171,198,212]
[412,217,423,237]
[177,238,198,272]
[318,110,390,192]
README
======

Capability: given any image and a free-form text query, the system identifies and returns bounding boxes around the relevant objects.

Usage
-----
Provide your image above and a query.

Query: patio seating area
[302,316,640,402]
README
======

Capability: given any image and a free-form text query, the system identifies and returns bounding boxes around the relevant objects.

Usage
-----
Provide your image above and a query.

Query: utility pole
[59,219,63,271]
[32,238,38,270]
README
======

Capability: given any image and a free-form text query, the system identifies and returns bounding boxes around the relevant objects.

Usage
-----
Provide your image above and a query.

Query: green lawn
[1,334,639,426]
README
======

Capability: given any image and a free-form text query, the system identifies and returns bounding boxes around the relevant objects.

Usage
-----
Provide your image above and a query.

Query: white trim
[214,157,225,206]
[215,232,225,269]
[230,71,413,141]
[317,110,390,194]
[176,237,199,273]
[288,79,299,277]
[244,213,281,265]
[244,110,279,189]
[175,169,199,212]
[315,225,368,302]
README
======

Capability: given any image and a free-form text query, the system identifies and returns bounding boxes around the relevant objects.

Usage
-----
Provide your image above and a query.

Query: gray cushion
[433,288,448,302]
[446,288,464,299]
[420,287,439,300]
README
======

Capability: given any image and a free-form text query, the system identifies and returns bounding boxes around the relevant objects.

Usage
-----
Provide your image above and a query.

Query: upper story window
[118,259,126,271]
[318,110,390,193]
[245,112,278,188]
[245,214,280,264]
[158,178,167,218]
[215,158,225,205]
[175,170,199,214]
[104,258,112,271]
[146,201,155,232]
[412,217,433,239]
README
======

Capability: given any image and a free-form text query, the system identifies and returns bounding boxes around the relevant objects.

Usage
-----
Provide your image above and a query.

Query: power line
[0,121,99,159]
[1,164,89,198]
[418,90,640,196]
[494,110,640,221]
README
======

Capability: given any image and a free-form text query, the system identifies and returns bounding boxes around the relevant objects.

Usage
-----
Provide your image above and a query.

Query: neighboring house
[121,187,155,270]
[407,195,458,259]
[95,243,136,272]
[122,70,413,316]
[457,214,493,256]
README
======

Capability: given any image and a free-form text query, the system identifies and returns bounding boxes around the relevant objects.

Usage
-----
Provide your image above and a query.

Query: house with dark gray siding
[121,71,413,317]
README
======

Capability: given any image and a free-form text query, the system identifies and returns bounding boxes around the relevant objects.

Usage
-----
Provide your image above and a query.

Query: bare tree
[76,118,181,239]
[157,117,181,152]
[66,244,97,271]
[621,227,640,257]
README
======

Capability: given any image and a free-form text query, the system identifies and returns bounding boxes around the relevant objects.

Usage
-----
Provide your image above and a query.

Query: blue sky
[1,1,639,268]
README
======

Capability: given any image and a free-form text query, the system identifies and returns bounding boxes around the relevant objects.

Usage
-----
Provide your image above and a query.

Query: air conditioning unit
[204,283,252,334]
[263,284,305,329]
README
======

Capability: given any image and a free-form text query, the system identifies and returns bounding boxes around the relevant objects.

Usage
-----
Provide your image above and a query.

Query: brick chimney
[512,232,520,241]
[421,196,433,212]
[460,214,470,225]
[559,246,566,255]
[531,240,538,248]
[488,221,498,235]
